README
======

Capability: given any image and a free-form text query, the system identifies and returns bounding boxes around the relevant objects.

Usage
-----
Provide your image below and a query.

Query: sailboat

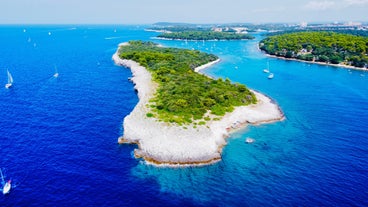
[1,168,11,195]
[5,69,13,89]
[53,66,59,78]
[263,62,270,73]
[263,62,274,79]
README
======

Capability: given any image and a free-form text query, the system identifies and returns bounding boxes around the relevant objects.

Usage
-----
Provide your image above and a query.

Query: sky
[0,0,367,24]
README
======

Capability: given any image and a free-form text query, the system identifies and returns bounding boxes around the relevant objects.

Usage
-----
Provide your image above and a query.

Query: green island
[259,31,368,68]
[260,32,368,68]
[157,31,254,41]
[119,41,257,125]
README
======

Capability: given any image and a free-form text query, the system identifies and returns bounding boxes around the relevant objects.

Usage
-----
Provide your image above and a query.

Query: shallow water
[0,26,367,206]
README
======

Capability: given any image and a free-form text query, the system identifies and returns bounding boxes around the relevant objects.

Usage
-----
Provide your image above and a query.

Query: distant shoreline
[113,43,284,167]
[144,29,172,33]
[153,37,252,41]
[265,53,368,71]
[257,37,368,72]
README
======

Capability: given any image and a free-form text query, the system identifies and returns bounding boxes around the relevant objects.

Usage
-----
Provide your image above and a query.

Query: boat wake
[104,36,124,40]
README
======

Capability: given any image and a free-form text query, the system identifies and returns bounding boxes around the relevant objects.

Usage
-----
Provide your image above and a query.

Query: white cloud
[304,1,336,10]
[344,0,368,5]
[252,6,285,13]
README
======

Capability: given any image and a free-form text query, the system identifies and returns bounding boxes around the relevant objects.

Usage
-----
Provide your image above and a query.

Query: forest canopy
[259,31,368,68]
[119,41,257,125]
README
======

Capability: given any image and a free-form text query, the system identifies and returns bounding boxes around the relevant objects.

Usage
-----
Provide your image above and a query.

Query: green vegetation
[266,29,368,38]
[260,31,368,68]
[146,113,154,118]
[158,31,254,41]
[119,41,256,125]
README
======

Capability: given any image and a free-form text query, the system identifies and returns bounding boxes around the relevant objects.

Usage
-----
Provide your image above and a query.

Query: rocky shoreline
[113,43,284,166]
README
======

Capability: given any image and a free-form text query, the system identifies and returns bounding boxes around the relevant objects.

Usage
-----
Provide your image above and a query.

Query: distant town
[149,21,368,36]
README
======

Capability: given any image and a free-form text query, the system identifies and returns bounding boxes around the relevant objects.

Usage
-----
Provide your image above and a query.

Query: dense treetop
[259,31,368,68]
[119,41,256,125]
[157,31,254,41]
[265,29,368,38]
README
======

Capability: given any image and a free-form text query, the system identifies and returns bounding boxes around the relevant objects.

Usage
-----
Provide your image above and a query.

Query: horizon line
[0,21,368,26]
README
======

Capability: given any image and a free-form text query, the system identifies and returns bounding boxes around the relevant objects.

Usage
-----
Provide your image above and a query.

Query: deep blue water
[0,26,367,207]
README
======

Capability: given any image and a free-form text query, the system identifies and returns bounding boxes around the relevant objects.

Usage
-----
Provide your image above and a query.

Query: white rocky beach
[113,43,284,166]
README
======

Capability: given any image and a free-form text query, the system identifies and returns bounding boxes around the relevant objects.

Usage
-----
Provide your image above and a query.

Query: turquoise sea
[0,25,367,206]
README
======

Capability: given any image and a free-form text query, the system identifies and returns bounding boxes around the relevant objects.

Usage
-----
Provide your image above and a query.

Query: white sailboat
[263,62,274,79]
[263,62,270,73]
[53,66,59,78]
[5,69,13,89]
[1,168,11,195]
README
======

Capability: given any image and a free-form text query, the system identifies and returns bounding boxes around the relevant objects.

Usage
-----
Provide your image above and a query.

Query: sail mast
[7,70,13,84]
[0,168,5,184]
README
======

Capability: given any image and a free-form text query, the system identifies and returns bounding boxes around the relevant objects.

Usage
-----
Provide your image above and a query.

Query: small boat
[53,66,59,78]
[2,180,11,194]
[245,137,255,144]
[1,168,11,194]
[268,73,274,79]
[5,69,13,89]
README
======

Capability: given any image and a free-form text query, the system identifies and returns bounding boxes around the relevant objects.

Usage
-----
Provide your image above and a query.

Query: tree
[318,55,329,62]
[330,55,342,64]
[285,51,293,58]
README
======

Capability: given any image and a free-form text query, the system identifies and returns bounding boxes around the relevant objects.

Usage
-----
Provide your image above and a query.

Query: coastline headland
[113,43,284,166]
[259,31,368,71]
[265,53,368,72]
[256,45,368,72]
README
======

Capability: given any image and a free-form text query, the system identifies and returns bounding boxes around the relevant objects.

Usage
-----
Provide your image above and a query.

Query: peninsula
[113,41,284,166]
[260,31,368,70]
